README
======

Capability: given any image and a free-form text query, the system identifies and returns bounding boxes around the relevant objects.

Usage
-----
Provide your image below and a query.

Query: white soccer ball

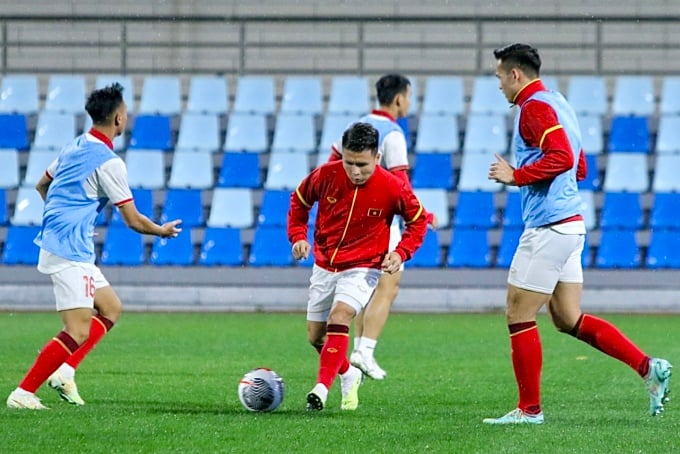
[238,367,285,412]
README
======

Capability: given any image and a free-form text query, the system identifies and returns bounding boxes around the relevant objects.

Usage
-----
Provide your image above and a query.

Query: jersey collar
[370,109,397,123]
[513,79,547,107]
[87,128,114,150]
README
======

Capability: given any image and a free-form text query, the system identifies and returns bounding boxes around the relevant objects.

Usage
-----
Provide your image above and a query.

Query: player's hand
[488,153,516,185]
[429,213,439,230]
[159,219,182,238]
[292,240,311,260]
[381,251,403,274]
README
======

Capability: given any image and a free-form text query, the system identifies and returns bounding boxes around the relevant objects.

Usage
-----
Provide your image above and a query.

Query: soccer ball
[238,368,285,412]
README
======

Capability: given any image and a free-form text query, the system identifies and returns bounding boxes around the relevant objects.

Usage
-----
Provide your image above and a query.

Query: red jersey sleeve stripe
[295,188,312,208]
[114,198,133,207]
[539,124,563,149]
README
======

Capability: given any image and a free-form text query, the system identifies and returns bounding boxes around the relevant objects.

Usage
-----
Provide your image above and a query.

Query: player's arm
[576,149,587,181]
[35,159,58,201]
[512,100,576,186]
[288,168,321,258]
[100,159,181,238]
[392,184,428,263]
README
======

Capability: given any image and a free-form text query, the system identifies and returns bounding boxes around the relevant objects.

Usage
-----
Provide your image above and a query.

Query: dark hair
[85,82,125,125]
[493,43,541,77]
[375,74,411,106]
[342,122,379,155]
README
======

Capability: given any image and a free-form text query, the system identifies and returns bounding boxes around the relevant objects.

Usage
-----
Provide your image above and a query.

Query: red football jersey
[288,160,427,272]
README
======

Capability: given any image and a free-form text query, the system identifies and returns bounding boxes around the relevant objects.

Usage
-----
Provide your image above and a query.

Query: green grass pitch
[1,312,678,453]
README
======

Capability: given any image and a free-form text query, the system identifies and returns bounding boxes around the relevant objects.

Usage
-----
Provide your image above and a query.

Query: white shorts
[38,249,110,311]
[507,227,584,294]
[388,222,405,273]
[306,265,381,322]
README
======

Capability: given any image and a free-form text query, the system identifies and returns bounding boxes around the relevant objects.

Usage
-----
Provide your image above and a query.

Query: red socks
[509,321,543,415]
[66,314,115,369]
[19,331,80,393]
[316,324,350,389]
[313,341,350,375]
[572,314,650,377]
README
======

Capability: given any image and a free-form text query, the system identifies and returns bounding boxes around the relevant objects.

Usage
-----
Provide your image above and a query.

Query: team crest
[367,208,382,217]
[326,196,337,204]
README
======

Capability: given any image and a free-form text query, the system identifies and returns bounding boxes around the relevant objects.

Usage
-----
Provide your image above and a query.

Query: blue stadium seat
[110,188,154,226]
[496,227,523,268]
[224,113,269,153]
[23,149,58,186]
[100,226,145,266]
[660,76,680,116]
[281,77,323,115]
[125,149,165,189]
[577,153,601,191]
[463,114,508,154]
[414,188,450,229]
[33,112,76,150]
[611,76,654,117]
[96,75,135,113]
[264,151,309,190]
[160,189,204,227]
[469,76,510,115]
[407,229,442,268]
[150,229,194,266]
[411,153,453,189]
[257,190,291,227]
[11,186,44,226]
[655,115,680,154]
[2,226,40,265]
[45,75,86,114]
[271,113,316,153]
[652,154,680,192]
[0,75,39,114]
[186,76,228,115]
[199,227,243,266]
[138,76,181,116]
[327,76,369,115]
[453,191,497,229]
[608,116,650,153]
[649,193,680,229]
[168,150,213,189]
[646,230,680,269]
[0,114,28,149]
[207,188,254,228]
[217,152,262,188]
[0,188,7,224]
[599,192,643,230]
[457,153,503,192]
[595,229,640,269]
[579,190,597,231]
[318,113,354,157]
[567,76,607,116]
[233,76,275,115]
[248,226,294,266]
[447,228,491,268]
[502,191,523,228]
[414,114,459,153]
[602,153,649,193]
[129,115,173,151]
[421,76,464,116]
[0,149,20,188]
[577,114,603,155]
[175,113,221,152]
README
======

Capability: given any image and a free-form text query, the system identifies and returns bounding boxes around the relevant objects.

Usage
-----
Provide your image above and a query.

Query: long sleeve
[287,171,318,244]
[393,185,428,262]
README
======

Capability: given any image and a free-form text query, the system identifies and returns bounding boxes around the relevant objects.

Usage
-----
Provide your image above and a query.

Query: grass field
[1,311,678,453]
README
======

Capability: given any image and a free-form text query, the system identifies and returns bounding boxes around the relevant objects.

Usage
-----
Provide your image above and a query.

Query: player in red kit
[288,122,427,411]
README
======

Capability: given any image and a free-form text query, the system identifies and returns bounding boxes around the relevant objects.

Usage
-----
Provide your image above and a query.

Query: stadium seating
[33,112,76,150]
[45,75,86,114]
[414,188,450,229]
[101,226,145,266]
[421,76,464,116]
[411,153,454,189]
[501,191,523,229]
[150,230,194,266]
[233,76,275,115]
[567,76,607,116]
[110,188,154,225]
[646,230,680,269]
[469,76,510,115]
[95,75,135,113]
[0,149,20,188]
[595,229,641,269]
[175,113,221,152]
[207,188,254,228]
[462,114,508,154]
[2,226,41,265]
[217,152,262,188]
[649,193,680,229]
[125,149,165,189]
[655,115,680,154]
[599,192,644,230]
[457,153,503,192]
[139,76,182,115]
[611,76,655,117]
[199,227,243,266]
[607,116,650,153]
[602,153,649,193]
[168,150,214,189]
[453,191,497,229]
[224,113,269,153]
[414,114,459,154]
[23,149,58,186]
[0,75,39,114]
[264,151,309,190]
[160,189,204,227]
[271,113,317,153]
[577,114,604,155]
[257,190,291,227]
[579,190,597,231]
[327,76,369,115]
[0,189,6,225]
[652,154,680,192]
[496,227,523,268]
[0,114,28,149]
[660,76,680,115]
[447,228,491,268]
[248,226,294,266]
[129,115,173,151]
[186,76,229,115]
[407,229,442,268]
[281,77,323,115]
